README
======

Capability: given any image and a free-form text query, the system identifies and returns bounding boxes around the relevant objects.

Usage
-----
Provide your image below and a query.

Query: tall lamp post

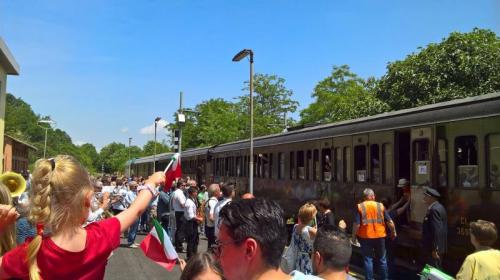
[232,49,254,194]
[153,117,161,172]
[38,119,54,158]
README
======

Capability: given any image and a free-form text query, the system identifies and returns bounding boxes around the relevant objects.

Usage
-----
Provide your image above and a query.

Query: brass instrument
[0,171,26,197]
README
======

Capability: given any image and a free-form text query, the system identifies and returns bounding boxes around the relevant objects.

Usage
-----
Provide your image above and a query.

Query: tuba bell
[0,171,27,197]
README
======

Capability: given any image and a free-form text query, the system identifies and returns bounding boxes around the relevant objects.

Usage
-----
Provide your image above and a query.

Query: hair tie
[36,223,44,236]
[48,158,56,171]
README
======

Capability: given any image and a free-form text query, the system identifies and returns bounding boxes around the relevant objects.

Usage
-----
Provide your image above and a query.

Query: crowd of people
[0,155,498,280]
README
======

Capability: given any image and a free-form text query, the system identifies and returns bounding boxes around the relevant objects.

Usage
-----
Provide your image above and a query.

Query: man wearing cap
[422,187,447,268]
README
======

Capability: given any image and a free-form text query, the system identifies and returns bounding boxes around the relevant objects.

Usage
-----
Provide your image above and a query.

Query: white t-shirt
[214,198,232,237]
[204,197,218,227]
[111,186,128,211]
[172,188,187,212]
[184,197,197,221]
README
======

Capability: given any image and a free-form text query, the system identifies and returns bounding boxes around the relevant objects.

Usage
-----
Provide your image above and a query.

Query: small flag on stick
[164,153,182,192]
[140,219,179,271]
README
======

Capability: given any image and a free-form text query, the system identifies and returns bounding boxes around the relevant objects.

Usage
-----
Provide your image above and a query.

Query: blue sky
[1,1,498,150]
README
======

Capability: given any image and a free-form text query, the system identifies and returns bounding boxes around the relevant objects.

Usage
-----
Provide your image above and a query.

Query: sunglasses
[211,239,241,258]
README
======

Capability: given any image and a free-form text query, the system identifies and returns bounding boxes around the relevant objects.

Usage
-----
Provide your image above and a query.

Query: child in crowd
[0,183,16,256]
[179,252,224,280]
[0,155,164,280]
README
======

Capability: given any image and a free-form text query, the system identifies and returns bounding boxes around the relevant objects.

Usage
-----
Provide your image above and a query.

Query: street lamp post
[233,49,254,195]
[153,117,161,172]
[38,119,54,158]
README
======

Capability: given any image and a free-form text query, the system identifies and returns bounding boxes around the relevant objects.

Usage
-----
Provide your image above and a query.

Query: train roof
[181,92,500,158]
[128,152,175,165]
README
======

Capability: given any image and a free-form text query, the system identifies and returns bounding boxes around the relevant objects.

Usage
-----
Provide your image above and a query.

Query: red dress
[2,217,121,280]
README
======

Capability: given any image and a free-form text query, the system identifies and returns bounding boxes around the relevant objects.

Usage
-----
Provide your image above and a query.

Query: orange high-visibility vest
[356,200,387,239]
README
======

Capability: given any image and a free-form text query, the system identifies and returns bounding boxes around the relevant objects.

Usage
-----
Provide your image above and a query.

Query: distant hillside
[4,93,99,172]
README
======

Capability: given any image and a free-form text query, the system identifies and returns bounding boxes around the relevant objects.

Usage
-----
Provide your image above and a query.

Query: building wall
[0,66,6,172]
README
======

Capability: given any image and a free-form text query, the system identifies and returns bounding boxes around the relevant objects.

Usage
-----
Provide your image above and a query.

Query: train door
[409,126,434,223]
[331,136,354,227]
[352,134,369,204]
[368,131,395,200]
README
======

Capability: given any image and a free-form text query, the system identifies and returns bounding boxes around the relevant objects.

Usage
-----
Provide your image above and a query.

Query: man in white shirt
[124,181,140,248]
[184,186,203,259]
[214,183,235,237]
[204,184,220,250]
[172,180,187,252]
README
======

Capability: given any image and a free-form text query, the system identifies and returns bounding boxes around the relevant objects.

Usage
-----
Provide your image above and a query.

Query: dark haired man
[184,186,203,259]
[215,198,320,280]
[214,183,235,237]
[312,225,356,280]
[421,187,447,268]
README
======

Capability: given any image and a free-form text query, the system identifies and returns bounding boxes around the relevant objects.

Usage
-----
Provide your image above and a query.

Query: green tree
[300,65,389,124]
[377,28,500,110]
[237,74,299,137]
[98,142,129,173]
[142,140,171,156]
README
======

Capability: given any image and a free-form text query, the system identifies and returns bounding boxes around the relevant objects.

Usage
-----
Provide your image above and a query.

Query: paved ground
[105,232,209,280]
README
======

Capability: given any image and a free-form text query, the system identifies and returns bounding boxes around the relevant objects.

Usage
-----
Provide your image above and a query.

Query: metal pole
[128,137,132,177]
[43,127,48,158]
[249,53,254,195]
[154,121,157,172]
[179,91,183,156]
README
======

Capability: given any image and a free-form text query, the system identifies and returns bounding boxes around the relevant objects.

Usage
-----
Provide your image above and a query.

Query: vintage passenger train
[127,93,500,273]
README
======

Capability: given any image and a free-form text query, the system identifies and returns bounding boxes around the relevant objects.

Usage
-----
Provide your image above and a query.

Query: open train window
[322,148,332,182]
[236,157,241,177]
[306,150,312,180]
[269,153,274,179]
[344,147,352,183]
[313,150,320,181]
[487,134,500,188]
[297,151,305,180]
[413,139,429,161]
[290,152,295,180]
[262,153,269,178]
[438,139,448,187]
[382,143,393,185]
[278,152,285,179]
[371,144,381,184]
[455,136,478,188]
[335,148,342,182]
[354,145,367,182]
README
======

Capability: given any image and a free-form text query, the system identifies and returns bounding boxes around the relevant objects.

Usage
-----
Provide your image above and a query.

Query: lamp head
[155,117,161,122]
[232,49,253,62]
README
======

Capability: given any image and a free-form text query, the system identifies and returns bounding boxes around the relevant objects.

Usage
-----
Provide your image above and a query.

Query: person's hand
[178,258,187,271]
[432,250,440,260]
[147,172,166,186]
[0,204,19,232]
[391,231,397,240]
[338,219,347,230]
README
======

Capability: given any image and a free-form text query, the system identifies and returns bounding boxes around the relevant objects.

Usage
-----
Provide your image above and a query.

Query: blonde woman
[0,155,164,280]
[0,183,16,256]
[291,203,318,275]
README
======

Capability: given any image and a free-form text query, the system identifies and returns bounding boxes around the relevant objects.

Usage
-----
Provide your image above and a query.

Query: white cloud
[75,140,87,146]
[140,119,169,135]
[121,127,129,133]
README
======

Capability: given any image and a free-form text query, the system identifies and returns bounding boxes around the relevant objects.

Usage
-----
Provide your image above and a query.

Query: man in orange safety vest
[352,188,396,280]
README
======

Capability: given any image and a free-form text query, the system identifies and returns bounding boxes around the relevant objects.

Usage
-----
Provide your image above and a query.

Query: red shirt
[2,217,121,280]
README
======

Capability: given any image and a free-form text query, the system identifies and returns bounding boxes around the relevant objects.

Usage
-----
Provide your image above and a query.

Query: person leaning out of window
[456,220,500,280]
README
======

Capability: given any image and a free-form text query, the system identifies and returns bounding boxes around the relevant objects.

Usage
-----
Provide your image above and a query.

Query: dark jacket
[422,201,448,254]
[157,190,171,218]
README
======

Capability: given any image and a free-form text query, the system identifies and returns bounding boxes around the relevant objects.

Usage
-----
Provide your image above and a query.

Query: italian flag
[140,219,178,271]
[164,153,182,192]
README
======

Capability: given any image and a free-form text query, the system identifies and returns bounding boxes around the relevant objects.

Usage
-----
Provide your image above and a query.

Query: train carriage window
[382,143,393,185]
[344,147,352,183]
[236,157,241,177]
[269,153,274,179]
[225,157,230,177]
[455,136,478,188]
[354,145,367,183]
[262,154,269,178]
[371,144,381,184]
[306,150,312,180]
[322,149,332,182]
[290,152,295,180]
[278,152,285,179]
[335,148,342,182]
[438,140,448,187]
[297,151,305,180]
[487,134,500,188]
[254,155,258,177]
[413,139,430,161]
[256,155,261,177]
[313,150,320,181]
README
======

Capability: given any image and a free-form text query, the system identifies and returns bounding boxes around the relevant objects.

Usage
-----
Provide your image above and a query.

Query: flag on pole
[164,153,182,192]
[140,219,179,271]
